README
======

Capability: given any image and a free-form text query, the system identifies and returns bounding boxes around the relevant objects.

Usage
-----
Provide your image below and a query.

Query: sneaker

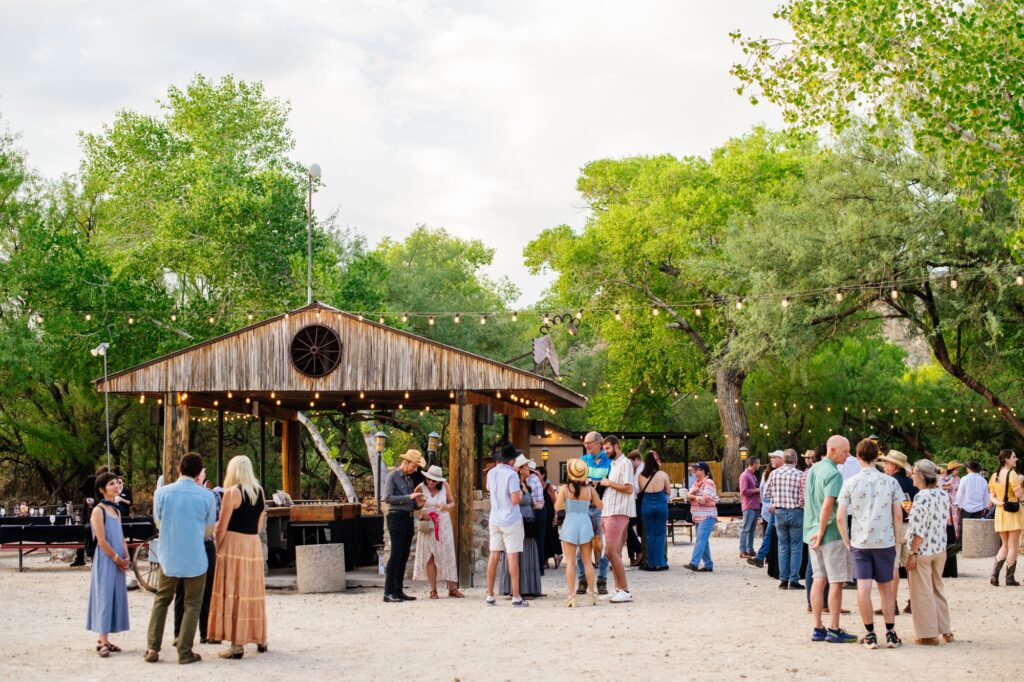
[576,580,587,595]
[697,566,713,572]
[684,563,699,571]
[826,628,858,644]
[746,558,764,568]
[485,595,496,606]
[597,579,608,595]
[511,598,530,608]
[885,631,902,649]
[778,580,789,589]
[609,590,633,603]
[811,627,828,642]
[861,632,878,650]
[788,582,806,590]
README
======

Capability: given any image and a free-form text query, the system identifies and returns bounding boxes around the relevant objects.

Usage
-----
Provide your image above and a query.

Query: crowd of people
[85,453,268,663]
[738,435,1023,648]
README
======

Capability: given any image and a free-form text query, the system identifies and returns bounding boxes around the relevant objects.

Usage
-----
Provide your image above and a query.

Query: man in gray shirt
[382,450,424,602]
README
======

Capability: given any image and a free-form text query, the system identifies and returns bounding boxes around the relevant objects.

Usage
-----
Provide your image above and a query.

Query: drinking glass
[49,514,56,525]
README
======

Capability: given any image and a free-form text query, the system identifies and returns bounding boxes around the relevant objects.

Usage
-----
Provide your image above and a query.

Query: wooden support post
[450,394,475,587]
[509,416,530,453]
[259,414,267,492]
[163,393,189,484]
[281,420,302,500]
[216,408,224,485]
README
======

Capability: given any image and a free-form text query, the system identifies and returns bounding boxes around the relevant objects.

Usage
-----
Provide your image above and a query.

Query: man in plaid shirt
[767,449,806,589]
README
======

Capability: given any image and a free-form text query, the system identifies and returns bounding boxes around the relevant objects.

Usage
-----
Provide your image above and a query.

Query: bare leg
[827,580,843,631]
[580,542,596,592]
[855,579,874,629]
[997,531,1009,560]
[605,531,628,592]
[427,558,437,595]
[562,541,577,596]
[1008,530,1021,566]
[508,552,522,599]
[811,576,827,629]
[486,551,500,597]
[891,563,900,612]
[877,579,896,624]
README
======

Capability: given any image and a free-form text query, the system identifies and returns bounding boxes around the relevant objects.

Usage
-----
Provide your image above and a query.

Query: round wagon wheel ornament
[290,325,342,377]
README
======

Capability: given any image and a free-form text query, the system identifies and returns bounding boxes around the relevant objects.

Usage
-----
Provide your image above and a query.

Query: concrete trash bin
[296,543,347,593]
[962,518,1000,558]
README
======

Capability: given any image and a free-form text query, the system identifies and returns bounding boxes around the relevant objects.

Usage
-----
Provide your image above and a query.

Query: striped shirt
[601,455,636,518]
[766,464,804,509]
[526,473,545,510]
[690,477,719,522]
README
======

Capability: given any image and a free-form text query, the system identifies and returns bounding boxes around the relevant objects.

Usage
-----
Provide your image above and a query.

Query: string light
[950,276,958,289]
[543,313,551,325]
[735,298,744,310]
[208,316,215,324]
[247,312,253,321]
[652,306,660,316]
[781,297,790,308]
[694,306,701,317]
[576,308,584,320]
[170,313,176,322]
[453,313,461,324]
[127,317,134,325]
[85,313,92,321]
[359,391,365,399]
[270,391,276,399]
[227,391,233,399]
[378,316,385,324]
[890,288,899,301]
[402,313,409,323]
[428,316,435,326]
[480,315,487,325]
[835,290,844,302]
[615,309,621,321]
[512,311,518,322]
[314,391,320,399]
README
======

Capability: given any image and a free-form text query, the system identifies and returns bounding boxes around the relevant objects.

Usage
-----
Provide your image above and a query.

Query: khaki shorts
[489,521,525,554]
[896,540,910,568]
[810,540,851,584]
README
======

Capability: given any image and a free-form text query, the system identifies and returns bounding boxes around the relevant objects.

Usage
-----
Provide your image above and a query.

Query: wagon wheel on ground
[133,534,160,593]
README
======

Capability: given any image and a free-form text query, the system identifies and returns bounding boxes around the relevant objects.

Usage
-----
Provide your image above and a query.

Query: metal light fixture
[739,446,749,461]
[427,430,440,466]
[91,343,112,470]
[541,446,550,462]
[374,429,387,513]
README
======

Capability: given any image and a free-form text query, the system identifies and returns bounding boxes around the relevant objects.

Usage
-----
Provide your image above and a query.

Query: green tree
[732,0,1024,239]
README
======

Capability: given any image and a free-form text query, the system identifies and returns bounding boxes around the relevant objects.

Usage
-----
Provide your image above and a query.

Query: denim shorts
[850,546,896,583]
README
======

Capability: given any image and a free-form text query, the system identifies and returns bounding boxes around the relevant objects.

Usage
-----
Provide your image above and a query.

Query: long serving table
[0,517,156,571]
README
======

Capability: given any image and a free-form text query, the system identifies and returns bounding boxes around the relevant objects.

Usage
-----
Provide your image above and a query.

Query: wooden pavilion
[95,301,586,583]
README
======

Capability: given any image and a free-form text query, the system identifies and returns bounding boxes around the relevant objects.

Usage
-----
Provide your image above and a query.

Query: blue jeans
[805,546,830,606]
[576,506,609,580]
[756,514,775,561]
[690,517,716,569]
[775,508,805,583]
[641,494,668,568]
[739,509,759,555]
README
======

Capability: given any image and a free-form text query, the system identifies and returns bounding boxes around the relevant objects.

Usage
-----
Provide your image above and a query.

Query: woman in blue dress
[556,458,604,607]
[86,471,130,657]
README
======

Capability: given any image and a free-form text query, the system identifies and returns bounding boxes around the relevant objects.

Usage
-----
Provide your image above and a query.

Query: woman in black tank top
[208,456,267,658]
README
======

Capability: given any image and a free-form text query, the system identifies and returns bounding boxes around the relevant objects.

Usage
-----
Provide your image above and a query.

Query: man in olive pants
[145,453,217,664]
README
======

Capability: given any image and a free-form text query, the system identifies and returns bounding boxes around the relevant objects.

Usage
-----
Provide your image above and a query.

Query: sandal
[98,643,111,658]
[429,590,439,600]
[96,640,121,653]
[144,649,159,663]
[257,642,269,653]
[448,589,464,598]
[564,595,576,608]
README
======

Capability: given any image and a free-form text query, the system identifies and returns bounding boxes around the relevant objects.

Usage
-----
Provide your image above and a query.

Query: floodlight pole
[102,350,111,470]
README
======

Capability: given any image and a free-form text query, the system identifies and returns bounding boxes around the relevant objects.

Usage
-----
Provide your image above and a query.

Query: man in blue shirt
[145,453,217,665]
[576,431,611,595]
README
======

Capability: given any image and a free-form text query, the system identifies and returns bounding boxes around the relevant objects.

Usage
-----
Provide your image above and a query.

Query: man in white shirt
[599,435,636,603]
[954,460,991,538]
[485,443,529,607]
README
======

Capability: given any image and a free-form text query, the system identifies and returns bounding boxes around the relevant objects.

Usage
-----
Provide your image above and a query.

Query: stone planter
[296,543,347,593]
[962,517,1000,558]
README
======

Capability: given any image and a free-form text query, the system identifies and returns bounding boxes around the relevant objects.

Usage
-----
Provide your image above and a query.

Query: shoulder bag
[1004,472,1020,514]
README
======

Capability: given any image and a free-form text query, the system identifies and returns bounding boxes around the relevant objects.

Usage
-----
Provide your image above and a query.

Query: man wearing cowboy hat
[382,450,426,603]
[879,450,918,617]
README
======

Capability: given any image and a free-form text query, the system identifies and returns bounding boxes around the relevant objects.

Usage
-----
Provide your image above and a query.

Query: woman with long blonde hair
[207,455,267,659]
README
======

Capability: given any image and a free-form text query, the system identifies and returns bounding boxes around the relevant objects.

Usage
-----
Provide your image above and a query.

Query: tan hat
[513,454,531,469]
[399,449,424,466]
[566,458,588,482]
[946,460,962,471]
[880,450,912,473]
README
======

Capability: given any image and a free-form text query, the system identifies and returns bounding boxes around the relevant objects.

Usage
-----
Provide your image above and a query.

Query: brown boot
[1006,563,1019,587]
[991,558,1005,586]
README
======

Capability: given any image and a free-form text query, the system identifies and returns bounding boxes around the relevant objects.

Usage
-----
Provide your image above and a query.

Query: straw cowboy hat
[566,458,588,482]
[946,460,962,471]
[422,465,446,482]
[879,450,912,473]
[513,454,531,469]
[399,449,425,466]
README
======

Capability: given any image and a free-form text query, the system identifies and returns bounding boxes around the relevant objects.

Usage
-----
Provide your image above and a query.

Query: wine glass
[49,514,56,525]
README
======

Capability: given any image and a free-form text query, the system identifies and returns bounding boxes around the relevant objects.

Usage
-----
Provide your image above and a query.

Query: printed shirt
[955,472,990,513]
[799,466,811,508]
[905,487,950,557]
[803,458,843,545]
[526,473,545,509]
[602,455,636,518]
[581,453,611,482]
[153,477,217,578]
[486,463,523,527]
[766,464,804,509]
[837,466,903,549]
[690,476,719,522]
[739,469,761,511]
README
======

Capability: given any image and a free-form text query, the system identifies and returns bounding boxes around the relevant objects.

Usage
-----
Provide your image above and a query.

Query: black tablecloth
[0,515,74,526]
[287,515,383,570]
[0,520,155,545]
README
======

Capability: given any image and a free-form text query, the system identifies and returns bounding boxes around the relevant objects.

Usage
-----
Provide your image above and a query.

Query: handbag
[417,516,434,534]
[1003,473,1020,514]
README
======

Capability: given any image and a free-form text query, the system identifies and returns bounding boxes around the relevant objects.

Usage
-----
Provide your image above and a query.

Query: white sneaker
[609,590,633,603]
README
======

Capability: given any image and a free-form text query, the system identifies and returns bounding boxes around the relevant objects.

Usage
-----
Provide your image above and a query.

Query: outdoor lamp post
[306,163,321,305]
[739,446,749,462]
[91,343,112,470]
[427,431,440,467]
[541,446,550,462]
[374,429,386,513]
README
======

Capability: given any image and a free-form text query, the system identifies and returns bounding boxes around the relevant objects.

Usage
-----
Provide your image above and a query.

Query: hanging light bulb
[359,391,365,399]
[128,317,135,325]
[310,401,315,408]
[511,311,518,322]
[735,298,744,310]
[208,315,215,324]
[949,276,958,289]
[449,390,455,399]
[576,308,583,320]
[890,288,899,301]
[314,391,320,399]
[652,306,660,316]
[85,313,92,321]
[247,312,254,321]
[694,306,701,317]
[453,313,461,324]
[404,391,409,399]
[369,402,375,409]
[1017,274,1023,286]
[428,316,435,326]
[835,290,844,302]
[480,315,487,325]
[227,391,233,399]
[614,309,621,321]
[378,316,385,324]
[781,297,790,308]
[402,313,409,323]
[398,403,403,410]
[270,391,276,399]
[543,313,551,325]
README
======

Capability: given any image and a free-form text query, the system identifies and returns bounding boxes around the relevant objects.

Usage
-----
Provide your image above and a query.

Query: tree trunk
[296,411,358,503]
[715,366,748,492]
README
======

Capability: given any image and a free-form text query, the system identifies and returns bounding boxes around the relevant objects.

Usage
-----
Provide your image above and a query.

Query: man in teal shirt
[575,431,611,594]
[804,435,857,644]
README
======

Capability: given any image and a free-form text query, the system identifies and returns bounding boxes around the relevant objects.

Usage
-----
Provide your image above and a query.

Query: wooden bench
[668,520,695,545]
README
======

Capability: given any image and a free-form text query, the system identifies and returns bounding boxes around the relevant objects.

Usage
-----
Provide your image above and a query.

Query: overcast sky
[1,1,785,304]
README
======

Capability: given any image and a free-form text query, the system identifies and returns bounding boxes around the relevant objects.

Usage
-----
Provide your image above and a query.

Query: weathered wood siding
[96,304,585,407]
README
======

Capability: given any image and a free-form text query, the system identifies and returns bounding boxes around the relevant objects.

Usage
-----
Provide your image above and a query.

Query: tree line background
[2,0,1022,500]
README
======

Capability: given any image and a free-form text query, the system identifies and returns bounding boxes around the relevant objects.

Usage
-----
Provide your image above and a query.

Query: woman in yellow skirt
[208,456,268,658]
[988,450,1023,586]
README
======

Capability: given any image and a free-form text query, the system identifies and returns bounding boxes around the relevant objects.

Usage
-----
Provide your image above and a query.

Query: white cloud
[0,0,787,303]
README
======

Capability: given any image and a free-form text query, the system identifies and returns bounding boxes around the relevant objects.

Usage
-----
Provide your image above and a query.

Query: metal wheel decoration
[133,534,160,593]
[290,325,342,377]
